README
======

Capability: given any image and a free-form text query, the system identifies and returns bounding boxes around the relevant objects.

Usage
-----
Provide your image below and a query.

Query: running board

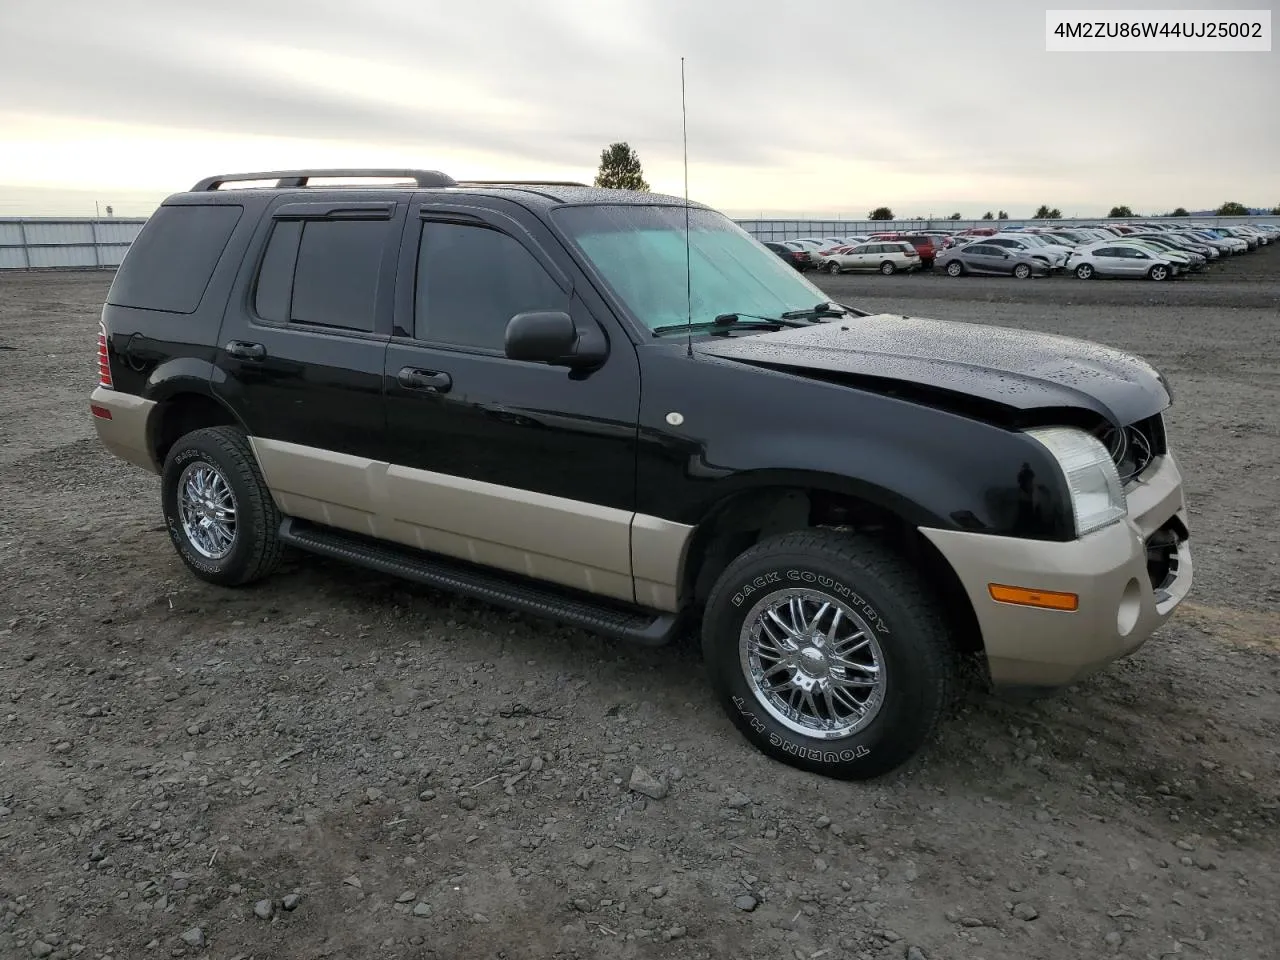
[277,517,679,646]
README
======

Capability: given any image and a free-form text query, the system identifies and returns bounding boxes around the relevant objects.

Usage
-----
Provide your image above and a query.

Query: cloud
[0,0,1274,215]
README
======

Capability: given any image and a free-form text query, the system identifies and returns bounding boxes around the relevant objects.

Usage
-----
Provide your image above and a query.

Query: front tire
[161,426,284,587]
[945,260,964,277]
[826,260,841,275]
[1013,263,1032,279]
[1075,263,1094,279]
[701,530,955,780]
[1148,264,1170,281]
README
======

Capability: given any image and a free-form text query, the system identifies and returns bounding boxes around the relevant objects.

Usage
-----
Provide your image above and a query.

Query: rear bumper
[922,452,1193,687]
[90,385,158,474]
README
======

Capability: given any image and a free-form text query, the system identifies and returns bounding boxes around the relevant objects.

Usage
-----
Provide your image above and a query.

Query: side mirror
[504,311,606,369]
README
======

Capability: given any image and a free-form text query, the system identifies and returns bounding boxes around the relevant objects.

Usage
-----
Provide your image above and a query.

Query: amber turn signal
[988,583,1079,612]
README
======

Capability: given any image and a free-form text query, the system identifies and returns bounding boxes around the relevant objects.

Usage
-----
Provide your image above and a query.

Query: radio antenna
[681,56,693,358]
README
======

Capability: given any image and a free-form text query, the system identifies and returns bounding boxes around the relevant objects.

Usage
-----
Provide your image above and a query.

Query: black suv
[91,169,1194,780]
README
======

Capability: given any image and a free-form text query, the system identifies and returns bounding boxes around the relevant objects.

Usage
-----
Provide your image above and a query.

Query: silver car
[1070,242,1183,281]
[935,242,1049,279]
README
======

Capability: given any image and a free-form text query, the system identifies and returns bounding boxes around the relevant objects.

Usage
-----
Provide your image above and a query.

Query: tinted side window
[107,204,242,314]
[415,221,566,350]
[289,219,387,332]
[253,220,302,323]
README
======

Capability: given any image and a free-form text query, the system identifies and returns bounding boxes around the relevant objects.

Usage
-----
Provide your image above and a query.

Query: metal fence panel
[0,217,148,270]
[3,214,1277,270]
[0,248,28,269]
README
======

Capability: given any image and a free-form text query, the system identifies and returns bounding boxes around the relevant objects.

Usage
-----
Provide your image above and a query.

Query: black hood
[695,313,1171,426]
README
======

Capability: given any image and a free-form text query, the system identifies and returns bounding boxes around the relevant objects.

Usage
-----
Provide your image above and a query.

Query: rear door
[1090,246,1127,275]
[962,243,1006,274]
[214,197,403,531]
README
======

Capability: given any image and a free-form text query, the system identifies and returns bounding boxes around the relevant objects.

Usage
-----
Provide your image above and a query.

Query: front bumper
[922,452,1193,687]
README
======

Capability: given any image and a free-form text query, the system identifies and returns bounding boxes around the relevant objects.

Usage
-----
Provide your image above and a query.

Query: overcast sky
[1,0,1276,217]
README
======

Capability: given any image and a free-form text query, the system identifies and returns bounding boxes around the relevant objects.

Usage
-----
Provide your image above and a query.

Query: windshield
[552,204,837,334]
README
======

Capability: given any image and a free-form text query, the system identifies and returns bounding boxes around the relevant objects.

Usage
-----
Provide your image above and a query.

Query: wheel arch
[148,386,249,468]
[676,475,984,665]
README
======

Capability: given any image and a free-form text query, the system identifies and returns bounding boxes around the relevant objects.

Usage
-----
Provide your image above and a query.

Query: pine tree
[593,142,650,191]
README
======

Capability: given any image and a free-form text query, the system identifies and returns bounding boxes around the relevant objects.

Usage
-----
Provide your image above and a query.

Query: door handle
[398,367,452,393]
[225,340,266,360]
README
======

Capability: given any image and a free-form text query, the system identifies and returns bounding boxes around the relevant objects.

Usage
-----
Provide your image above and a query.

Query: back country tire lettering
[704,530,957,781]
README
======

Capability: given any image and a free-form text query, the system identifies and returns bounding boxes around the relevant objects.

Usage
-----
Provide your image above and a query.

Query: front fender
[635,349,1075,542]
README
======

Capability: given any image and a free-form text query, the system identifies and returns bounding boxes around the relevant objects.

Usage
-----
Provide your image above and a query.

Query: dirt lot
[1,257,1278,960]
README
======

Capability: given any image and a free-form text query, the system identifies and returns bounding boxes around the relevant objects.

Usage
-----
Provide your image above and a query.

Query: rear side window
[253,218,388,332]
[107,204,242,314]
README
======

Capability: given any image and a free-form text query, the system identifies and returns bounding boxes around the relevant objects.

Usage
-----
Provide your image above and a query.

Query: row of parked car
[763,220,1277,281]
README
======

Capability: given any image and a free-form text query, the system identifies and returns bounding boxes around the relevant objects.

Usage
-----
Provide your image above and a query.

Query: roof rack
[455,180,589,187]
[190,169,458,191]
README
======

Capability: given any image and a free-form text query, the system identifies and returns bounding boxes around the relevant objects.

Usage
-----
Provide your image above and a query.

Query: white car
[813,236,871,262]
[821,240,922,275]
[1070,241,1184,280]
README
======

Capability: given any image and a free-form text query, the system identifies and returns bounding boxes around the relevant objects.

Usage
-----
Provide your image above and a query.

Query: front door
[380,196,645,605]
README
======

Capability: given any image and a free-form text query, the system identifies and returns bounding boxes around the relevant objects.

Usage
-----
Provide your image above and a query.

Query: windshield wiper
[651,313,810,336]
[781,301,853,320]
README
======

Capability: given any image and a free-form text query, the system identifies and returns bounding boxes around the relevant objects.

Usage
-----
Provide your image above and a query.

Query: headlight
[1025,426,1127,537]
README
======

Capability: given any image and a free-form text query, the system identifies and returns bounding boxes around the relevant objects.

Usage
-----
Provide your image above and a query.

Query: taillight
[97,322,113,388]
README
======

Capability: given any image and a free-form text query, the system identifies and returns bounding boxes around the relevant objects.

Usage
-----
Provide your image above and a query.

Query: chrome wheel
[1014,263,1031,279]
[1149,264,1169,281]
[946,260,963,276]
[826,260,841,274]
[739,588,886,739]
[177,461,237,559]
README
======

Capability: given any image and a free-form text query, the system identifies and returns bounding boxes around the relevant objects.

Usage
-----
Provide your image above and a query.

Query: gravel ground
[1,258,1278,960]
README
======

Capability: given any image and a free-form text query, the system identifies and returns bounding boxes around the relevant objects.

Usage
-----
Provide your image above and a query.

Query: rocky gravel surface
[1,261,1278,959]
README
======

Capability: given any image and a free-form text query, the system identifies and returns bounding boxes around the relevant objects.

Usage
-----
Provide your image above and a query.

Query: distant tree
[1215,201,1248,216]
[1108,205,1134,218]
[947,212,962,220]
[593,142,650,191]
[981,211,994,220]
[997,210,1010,220]
[1033,205,1062,219]
[1271,204,1280,215]
[868,206,894,220]
[1170,207,1189,217]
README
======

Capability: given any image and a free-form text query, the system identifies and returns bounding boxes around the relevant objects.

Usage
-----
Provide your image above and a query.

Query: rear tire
[160,426,283,587]
[701,530,955,780]
[879,261,897,275]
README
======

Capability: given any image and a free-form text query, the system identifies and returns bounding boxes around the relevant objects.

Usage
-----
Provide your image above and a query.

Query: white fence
[0,218,147,270]
[2,214,1278,270]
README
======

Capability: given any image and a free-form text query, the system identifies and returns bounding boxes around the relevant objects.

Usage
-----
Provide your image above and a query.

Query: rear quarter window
[107,204,243,314]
